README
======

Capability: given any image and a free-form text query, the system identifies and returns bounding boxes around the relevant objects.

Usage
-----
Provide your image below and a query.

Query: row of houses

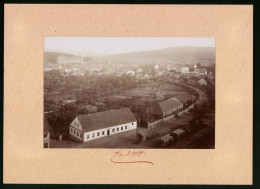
[44,93,193,145]
[68,93,192,143]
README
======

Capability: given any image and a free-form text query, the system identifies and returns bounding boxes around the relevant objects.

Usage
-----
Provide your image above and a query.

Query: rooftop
[76,108,137,132]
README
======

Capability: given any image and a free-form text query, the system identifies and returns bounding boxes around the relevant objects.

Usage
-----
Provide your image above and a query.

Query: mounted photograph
[43,37,215,149]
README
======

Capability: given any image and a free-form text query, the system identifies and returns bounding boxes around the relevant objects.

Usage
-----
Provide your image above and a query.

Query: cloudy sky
[44,37,215,54]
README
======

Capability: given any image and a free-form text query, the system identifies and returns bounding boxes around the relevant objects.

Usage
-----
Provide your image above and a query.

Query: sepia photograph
[44,37,215,149]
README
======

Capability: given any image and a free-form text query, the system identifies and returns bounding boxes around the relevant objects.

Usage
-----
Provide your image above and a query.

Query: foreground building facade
[69,108,137,143]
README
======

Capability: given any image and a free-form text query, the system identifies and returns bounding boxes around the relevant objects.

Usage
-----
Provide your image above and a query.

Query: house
[194,68,207,75]
[150,97,182,118]
[72,70,85,76]
[175,67,183,73]
[198,78,208,85]
[182,67,189,74]
[127,70,135,76]
[172,129,185,138]
[154,64,159,70]
[136,68,143,73]
[65,68,72,73]
[43,115,50,148]
[69,108,137,143]
[79,105,99,113]
[175,93,193,106]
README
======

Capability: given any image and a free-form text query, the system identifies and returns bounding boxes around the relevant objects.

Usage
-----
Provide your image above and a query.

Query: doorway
[107,130,110,136]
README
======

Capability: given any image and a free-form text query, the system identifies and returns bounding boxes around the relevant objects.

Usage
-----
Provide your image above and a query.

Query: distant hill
[96,46,215,66]
[46,50,106,57]
[44,51,79,64]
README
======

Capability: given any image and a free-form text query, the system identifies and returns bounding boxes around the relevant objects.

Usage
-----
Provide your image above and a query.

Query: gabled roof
[174,93,192,103]
[158,97,182,113]
[76,108,137,132]
[150,104,163,115]
[150,97,183,115]
[172,129,185,135]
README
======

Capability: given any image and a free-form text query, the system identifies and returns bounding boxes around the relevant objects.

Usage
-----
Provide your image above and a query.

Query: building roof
[172,129,185,135]
[174,93,192,103]
[150,97,182,115]
[198,78,208,85]
[76,108,137,132]
[159,97,182,113]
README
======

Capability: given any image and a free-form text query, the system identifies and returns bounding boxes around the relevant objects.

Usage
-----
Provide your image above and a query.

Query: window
[75,122,76,126]
[77,131,79,136]
[97,132,100,136]
[112,128,115,132]
[80,133,82,138]
[132,122,134,125]
[92,133,95,137]
[70,128,73,133]
[87,134,89,139]
[125,125,127,129]
[117,127,119,131]
[121,126,123,130]
[74,130,76,135]
[102,131,105,135]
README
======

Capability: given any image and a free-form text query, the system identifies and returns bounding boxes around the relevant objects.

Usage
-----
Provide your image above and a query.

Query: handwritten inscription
[111,150,154,165]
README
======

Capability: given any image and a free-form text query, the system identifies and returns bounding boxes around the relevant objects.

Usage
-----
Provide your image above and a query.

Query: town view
[44,37,215,149]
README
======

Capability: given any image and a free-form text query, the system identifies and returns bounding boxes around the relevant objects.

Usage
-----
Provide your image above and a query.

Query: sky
[44,37,215,55]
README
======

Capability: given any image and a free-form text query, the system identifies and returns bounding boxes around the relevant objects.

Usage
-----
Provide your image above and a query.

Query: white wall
[83,121,137,142]
[70,126,83,141]
[70,117,83,141]
[70,117,83,131]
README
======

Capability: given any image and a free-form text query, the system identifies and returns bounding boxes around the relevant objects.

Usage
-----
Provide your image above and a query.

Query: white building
[65,68,72,73]
[72,70,85,76]
[136,68,143,73]
[154,64,159,70]
[182,67,189,74]
[69,108,137,143]
[198,78,208,85]
[127,70,136,76]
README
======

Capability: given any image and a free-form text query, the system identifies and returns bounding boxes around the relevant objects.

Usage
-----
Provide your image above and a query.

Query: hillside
[44,51,79,64]
[96,46,215,65]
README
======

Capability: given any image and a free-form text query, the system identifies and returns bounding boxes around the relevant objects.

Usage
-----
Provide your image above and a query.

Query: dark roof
[150,97,183,115]
[77,108,137,132]
[174,93,192,103]
[150,104,163,115]
[158,98,182,113]
[44,115,50,131]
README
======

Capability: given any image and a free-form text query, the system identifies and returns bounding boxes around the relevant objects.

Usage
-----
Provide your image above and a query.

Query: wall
[69,117,84,142]
[83,121,137,142]
[69,126,83,142]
